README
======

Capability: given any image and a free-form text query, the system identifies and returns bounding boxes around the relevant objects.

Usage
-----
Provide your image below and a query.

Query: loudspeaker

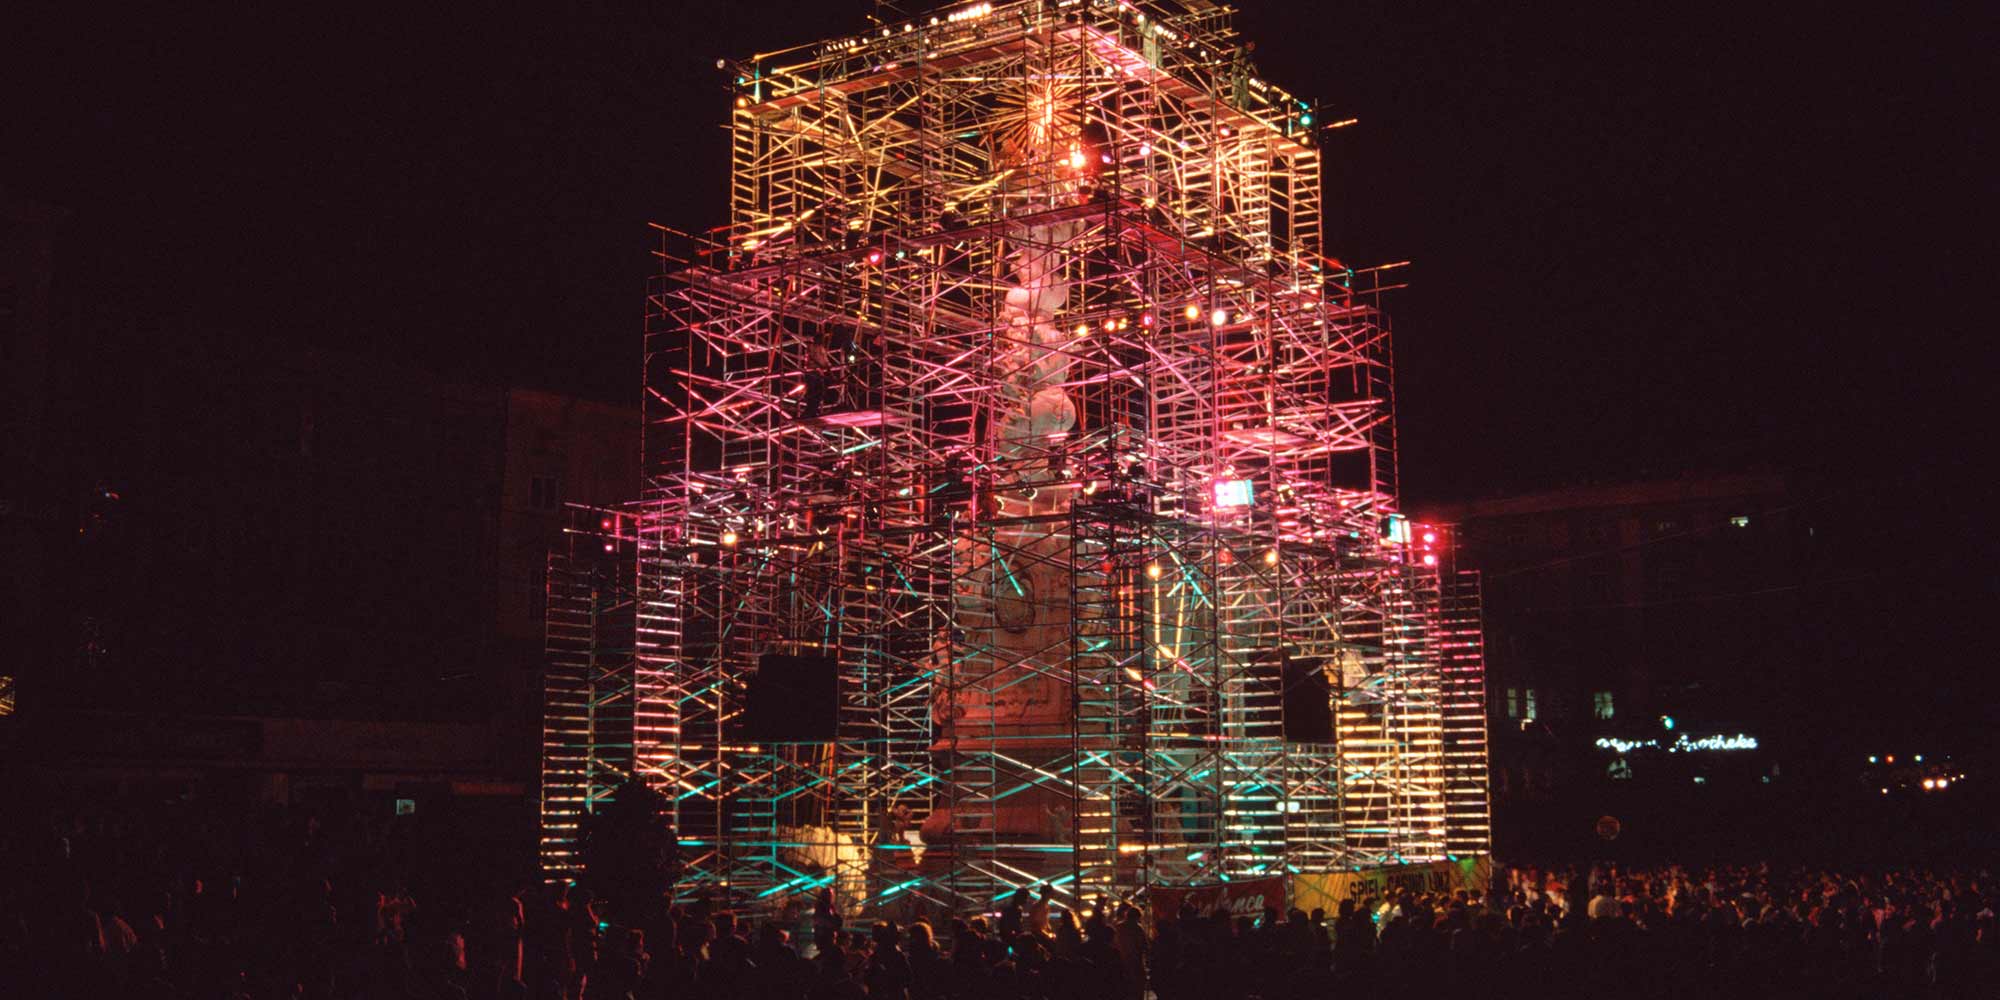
[744,653,839,742]
[1281,655,1334,744]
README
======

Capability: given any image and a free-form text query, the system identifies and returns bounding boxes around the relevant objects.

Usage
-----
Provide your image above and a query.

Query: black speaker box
[1281,655,1334,744]
[744,652,840,742]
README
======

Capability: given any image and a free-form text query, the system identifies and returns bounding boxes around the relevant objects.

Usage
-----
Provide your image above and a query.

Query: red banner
[1149,876,1288,923]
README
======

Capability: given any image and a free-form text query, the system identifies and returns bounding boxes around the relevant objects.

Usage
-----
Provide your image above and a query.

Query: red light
[600,518,613,530]
[603,542,616,553]
[1422,531,1436,545]
[866,250,883,265]
[1140,313,1155,327]
[1422,553,1437,566]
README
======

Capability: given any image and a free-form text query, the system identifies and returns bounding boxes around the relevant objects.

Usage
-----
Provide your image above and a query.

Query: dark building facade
[1416,472,1809,857]
[7,197,639,800]
[1,195,69,723]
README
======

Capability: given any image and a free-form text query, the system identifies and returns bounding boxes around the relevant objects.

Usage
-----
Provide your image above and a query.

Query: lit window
[0,674,13,716]
[1593,690,1615,720]
[1729,515,1750,528]
[1504,687,1520,719]
[1524,688,1538,721]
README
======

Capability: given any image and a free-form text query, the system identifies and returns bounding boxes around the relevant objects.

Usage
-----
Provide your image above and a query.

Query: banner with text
[1149,875,1289,922]
[1292,856,1493,913]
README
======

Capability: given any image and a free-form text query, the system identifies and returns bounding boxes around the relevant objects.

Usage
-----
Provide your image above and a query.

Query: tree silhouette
[576,777,679,920]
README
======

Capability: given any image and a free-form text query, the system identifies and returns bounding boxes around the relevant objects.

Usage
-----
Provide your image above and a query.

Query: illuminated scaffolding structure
[538,506,642,880]
[541,0,1489,916]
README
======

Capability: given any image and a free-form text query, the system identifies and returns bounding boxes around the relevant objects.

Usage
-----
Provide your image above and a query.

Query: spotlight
[1140,313,1155,327]
[1422,553,1437,566]
[1184,303,1201,321]
[1211,308,1228,326]
[600,518,613,530]
[721,530,739,547]
[603,542,615,553]
[1075,323,1090,337]
[1263,548,1279,566]
[1146,563,1163,580]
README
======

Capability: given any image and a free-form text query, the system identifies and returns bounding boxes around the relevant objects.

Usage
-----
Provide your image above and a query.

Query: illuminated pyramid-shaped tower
[539,0,1489,917]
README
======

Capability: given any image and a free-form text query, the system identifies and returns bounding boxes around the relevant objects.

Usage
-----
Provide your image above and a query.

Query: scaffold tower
[540,0,1490,920]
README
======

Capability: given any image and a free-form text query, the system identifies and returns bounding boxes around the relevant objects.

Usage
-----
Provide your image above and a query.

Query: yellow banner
[1293,856,1493,912]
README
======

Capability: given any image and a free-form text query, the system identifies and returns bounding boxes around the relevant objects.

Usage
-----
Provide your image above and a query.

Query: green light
[1661,715,1675,730]
[1299,113,1312,126]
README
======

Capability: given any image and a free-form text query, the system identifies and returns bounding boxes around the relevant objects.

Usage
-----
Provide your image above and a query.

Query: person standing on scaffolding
[802,332,840,419]
[874,799,915,867]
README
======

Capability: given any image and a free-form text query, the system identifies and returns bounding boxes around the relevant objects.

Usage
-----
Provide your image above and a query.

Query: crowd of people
[3,794,1994,999]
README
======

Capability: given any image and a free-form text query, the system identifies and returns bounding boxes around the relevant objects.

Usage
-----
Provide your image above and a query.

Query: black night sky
[8,2,1994,736]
